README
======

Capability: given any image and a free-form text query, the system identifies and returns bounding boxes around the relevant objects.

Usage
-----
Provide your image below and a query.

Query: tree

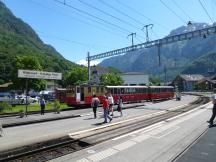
[149,76,161,86]
[100,73,124,86]
[10,56,46,91]
[64,67,88,86]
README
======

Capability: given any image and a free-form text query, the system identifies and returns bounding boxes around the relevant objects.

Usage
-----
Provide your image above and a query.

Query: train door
[76,86,80,102]
[80,87,85,102]
[76,86,85,104]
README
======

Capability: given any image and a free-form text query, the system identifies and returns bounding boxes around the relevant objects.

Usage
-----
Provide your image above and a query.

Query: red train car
[149,86,175,100]
[65,85,174,107]
[55,88,67,103]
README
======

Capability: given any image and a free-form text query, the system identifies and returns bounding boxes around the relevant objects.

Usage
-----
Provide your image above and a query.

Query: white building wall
[121,74,149,85]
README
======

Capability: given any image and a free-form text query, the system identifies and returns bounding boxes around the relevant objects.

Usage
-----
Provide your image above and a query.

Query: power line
[198,0,214,23]
[115,0,169,31]
[53,0,133,35]
[77,0,141,31]
[172,0,193,21]
[98,0,144,26]
[37,30,111,49]
[160,0,187,24]
[29,0,127,39]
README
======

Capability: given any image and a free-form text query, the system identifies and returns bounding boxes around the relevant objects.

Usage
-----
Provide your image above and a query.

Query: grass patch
[0,102,68,114]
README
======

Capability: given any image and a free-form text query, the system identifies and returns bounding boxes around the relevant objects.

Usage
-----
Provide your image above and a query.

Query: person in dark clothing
[91,94,100,118]
[208,88,216,127]
[40,97,46,115]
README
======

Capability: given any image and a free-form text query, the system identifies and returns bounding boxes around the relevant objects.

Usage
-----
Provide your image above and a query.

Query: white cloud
[76,59,100,66]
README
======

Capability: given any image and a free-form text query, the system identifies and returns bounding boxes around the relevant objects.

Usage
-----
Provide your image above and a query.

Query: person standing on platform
[103,96,112,123]
[117,96,123,117]
[91,94,100,118]
[0,122,3,137]
[208,88,216,127]
[108,93,114,116]
[40,97,46,115]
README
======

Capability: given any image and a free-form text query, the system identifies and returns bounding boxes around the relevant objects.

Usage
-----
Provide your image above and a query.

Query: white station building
[121,72,149,86]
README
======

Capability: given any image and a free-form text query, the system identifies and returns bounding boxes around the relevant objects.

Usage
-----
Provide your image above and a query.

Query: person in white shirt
[108,94,114,116]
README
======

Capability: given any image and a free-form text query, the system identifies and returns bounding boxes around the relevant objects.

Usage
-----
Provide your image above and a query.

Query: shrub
[0,102,12,113]
[53,100,61,113]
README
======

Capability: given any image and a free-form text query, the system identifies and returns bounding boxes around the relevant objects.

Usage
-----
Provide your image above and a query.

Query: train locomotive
[63,85,175,107]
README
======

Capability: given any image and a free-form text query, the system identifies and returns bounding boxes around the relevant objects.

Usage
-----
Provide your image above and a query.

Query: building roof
[179,74,204,81]
[0,82,12,88]
[122,72,146,75]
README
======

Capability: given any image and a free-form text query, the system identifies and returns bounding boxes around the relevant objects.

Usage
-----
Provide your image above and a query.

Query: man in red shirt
[103,96,112,123]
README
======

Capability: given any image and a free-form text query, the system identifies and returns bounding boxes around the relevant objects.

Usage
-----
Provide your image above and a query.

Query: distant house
[0,82,12,92]
[121,72,149,86]
[173,74,204,91]
[197,75,216,91]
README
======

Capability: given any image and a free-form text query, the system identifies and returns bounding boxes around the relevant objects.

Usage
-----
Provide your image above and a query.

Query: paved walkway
[1,95,215,162]
[176,124,216,162]
[0,103,145,127]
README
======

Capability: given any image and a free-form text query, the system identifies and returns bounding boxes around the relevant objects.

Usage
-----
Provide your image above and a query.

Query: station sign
[18,69,62,80]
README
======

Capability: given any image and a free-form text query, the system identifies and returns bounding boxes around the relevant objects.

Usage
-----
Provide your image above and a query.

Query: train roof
[106,86,174,88]
[149,86,174,88]
[106,86,148,88]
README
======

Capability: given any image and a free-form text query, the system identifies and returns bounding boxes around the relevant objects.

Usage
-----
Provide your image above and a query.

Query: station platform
[0,95,214,162]
[49,98,214,162]
[0,103,146,127]
[176,123,216,162]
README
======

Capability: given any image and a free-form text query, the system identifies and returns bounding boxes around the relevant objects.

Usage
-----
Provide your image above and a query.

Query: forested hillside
[0,1,77,84]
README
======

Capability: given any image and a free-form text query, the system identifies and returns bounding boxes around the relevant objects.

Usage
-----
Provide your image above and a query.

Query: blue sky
[2,0,216,65]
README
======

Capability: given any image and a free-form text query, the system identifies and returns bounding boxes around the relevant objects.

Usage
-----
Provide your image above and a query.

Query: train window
[76,87,80,93]
[114,88,117,94]
[121,88,124,94]
[118,88,121,94]
[143,88,147,93]
[88,87,91,93]
[129,88,135,94]
[96,87,99,93]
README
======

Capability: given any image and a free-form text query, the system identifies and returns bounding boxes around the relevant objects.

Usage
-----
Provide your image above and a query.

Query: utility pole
[127,33,136,46]
[87,52,91,82]
[142,24,153,42]
[164,65,167,85]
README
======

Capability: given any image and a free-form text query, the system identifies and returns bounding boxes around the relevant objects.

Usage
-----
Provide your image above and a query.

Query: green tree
[100,73,124,86]
[10,56,46,91]
[149,76,161,86]
[64,67,88,86]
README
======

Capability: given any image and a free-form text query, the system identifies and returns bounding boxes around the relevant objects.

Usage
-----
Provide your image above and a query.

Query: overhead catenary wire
[77,0,142,31]
[160,0,187,24]
[53,0,133,35]
[172,0,193,21]
[29,0,127,39]
[98,0,144,26]
[54,0,145,41]
[198,0,214,23]
[37,30,112,49]
[115,0,169,31]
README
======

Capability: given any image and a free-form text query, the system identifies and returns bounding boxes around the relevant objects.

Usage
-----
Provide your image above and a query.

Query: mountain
[99,23,216,81]
[0,1,77,84]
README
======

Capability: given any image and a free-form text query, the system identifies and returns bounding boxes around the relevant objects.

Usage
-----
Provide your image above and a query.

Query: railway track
[0,96,209,162]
